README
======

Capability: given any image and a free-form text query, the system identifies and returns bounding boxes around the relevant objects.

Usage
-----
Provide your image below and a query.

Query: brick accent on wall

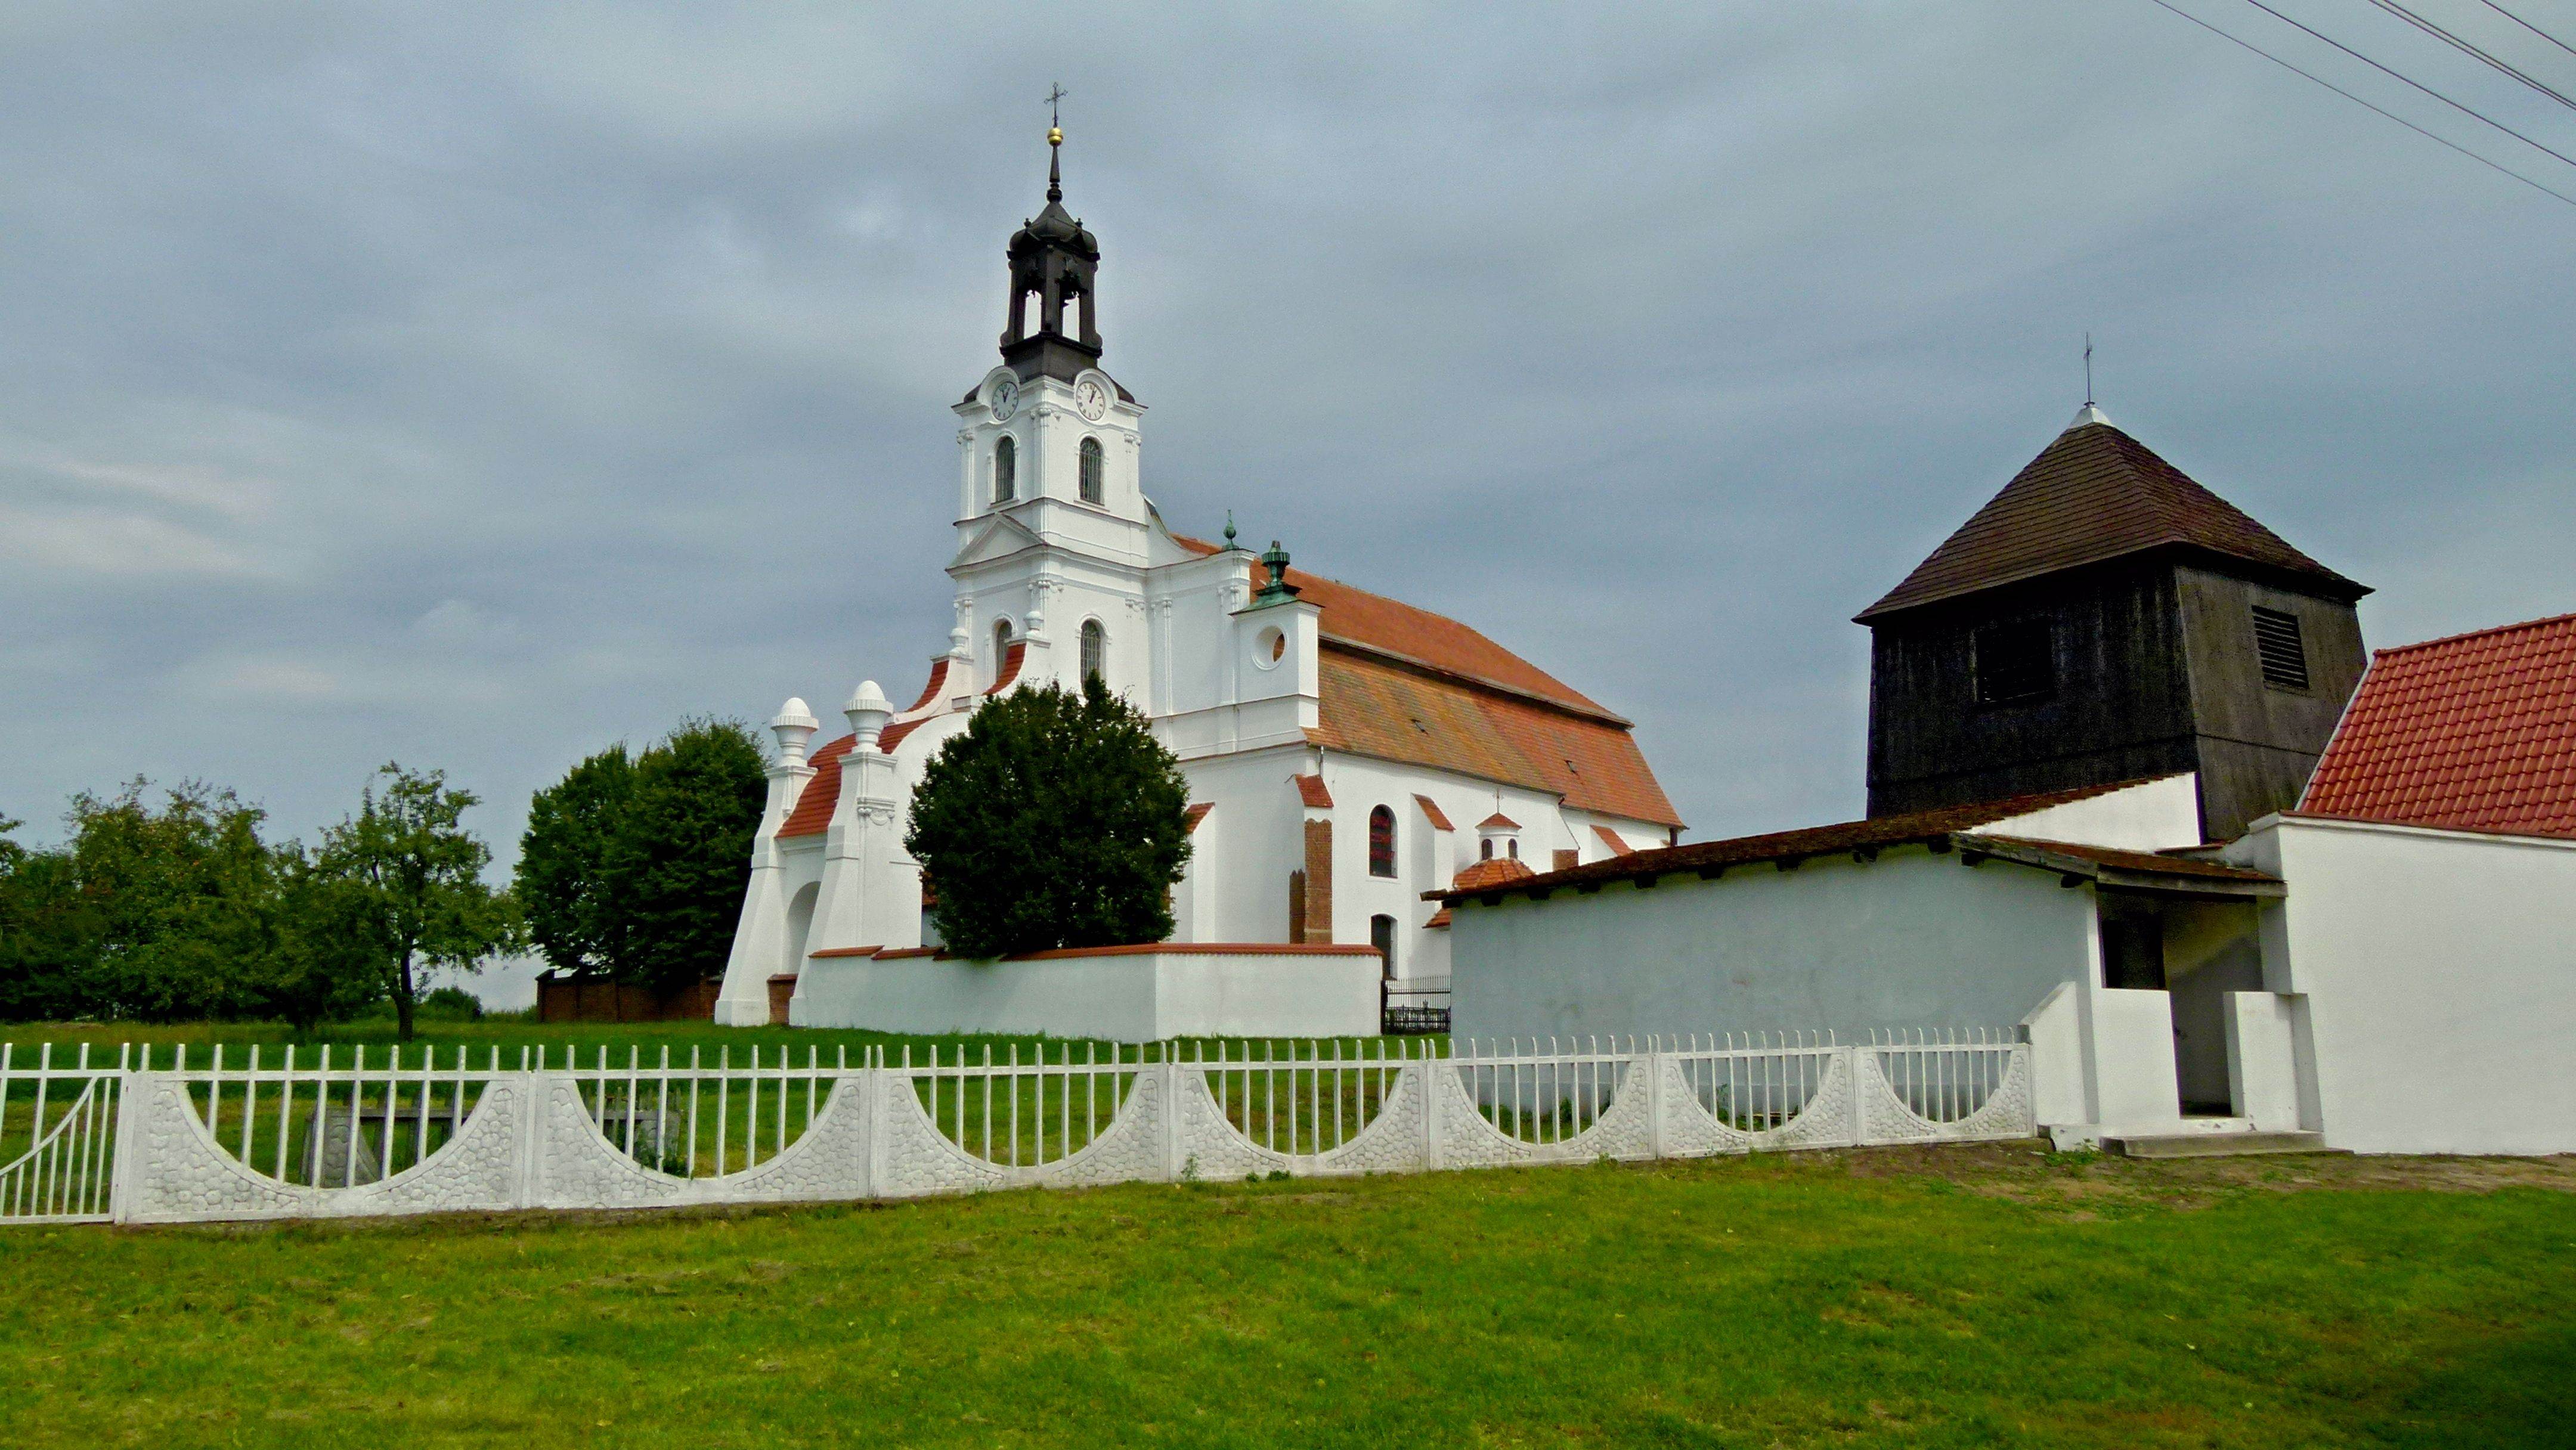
[1301,819,1335,943]
[1553,848,1580,872]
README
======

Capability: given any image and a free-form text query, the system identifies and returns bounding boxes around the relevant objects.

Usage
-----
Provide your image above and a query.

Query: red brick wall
[536,974,724,1023]
[1301,819,1334,944]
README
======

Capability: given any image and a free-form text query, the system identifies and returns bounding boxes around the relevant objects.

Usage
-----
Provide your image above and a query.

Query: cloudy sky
[4,2,2571,997]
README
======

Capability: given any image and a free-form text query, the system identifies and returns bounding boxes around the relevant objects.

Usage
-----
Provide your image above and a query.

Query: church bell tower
[945,104,1152,699]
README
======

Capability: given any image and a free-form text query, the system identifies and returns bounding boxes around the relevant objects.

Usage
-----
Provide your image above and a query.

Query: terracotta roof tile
[1858,419,2364,620]
[2298,611,2576,839]
[1451,856,1536,891]
[902,658,952,712]
[1184,803,1213,834]
[1413,794,1454,831]
[985,640,1026,695]
[1477,811,1520,831]
[777,721,927,838]
[1310,649,1681,827]
[1593,825,1633,856]
[1294,774,1333,809]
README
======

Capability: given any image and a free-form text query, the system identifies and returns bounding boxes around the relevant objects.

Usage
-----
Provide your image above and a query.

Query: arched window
[1078,436,1104,504]
[1479,838,1494,861]
[993,618,1014,680]
[993,436,1016,503]
[1370,915,1397,980]
[1368,805,1397,878]
[1507,838,1519,860]
[1080,619,1106,684]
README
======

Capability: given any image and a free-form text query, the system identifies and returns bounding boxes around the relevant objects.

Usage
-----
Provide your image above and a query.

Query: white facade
[714,175,1674,1033]
[2221,813,2576,1154]
[791,945,1383,1040]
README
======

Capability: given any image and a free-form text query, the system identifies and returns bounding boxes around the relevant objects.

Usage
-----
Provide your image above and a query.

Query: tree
[515,744,637,980]
[313,764,521,1042]
[602,720,766,993]
[906,676,1191,959]
[250,848,389,1033]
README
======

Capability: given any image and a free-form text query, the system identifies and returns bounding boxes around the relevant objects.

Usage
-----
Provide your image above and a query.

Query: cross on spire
[1045,83,1068,200]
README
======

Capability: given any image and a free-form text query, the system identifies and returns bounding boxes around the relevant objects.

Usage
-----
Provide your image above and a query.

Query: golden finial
[1048,125,1062,146]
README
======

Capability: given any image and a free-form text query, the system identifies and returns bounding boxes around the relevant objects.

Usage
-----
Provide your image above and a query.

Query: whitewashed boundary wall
[0,1031,2032,1227]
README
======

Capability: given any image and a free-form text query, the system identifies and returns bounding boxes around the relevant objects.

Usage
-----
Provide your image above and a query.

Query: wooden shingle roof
[1857,411,2364,621]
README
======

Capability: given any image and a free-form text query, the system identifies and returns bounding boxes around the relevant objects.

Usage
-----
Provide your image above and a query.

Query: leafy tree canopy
[514,719,766,993]
[312,763,521,1041]
[906,677,1191,960]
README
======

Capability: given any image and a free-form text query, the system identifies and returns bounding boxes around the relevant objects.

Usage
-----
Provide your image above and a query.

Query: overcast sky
[5,3,2571,957]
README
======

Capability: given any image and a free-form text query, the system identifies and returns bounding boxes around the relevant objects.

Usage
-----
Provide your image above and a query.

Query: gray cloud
[4,1,2570,911]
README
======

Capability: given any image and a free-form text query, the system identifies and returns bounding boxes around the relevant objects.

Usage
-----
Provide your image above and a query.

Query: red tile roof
[1593,825,1633,856]
[1477,811,1520,831]
[1293,774,1334,809]
[986,641,1026,695]
[902,658,952,712]
[1184,803,1213,834]
[1450,856,1536,891]
[777,720,928,838]
[2297,611,2576,840]
[1413,794,1454,831]
[1173,535,1680,828]
[1858,417,2364,621]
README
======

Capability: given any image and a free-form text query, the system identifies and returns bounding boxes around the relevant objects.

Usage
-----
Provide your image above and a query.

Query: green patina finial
[1253,539,1301,603]
[1222,510,1238,548]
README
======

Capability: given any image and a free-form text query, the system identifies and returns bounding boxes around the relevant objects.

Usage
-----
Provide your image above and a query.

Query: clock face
[1075,378,1109,423]
[989,377,1020,421]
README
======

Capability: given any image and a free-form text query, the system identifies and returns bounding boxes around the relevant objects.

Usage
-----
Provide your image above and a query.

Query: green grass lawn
[2,1145,2569,1449]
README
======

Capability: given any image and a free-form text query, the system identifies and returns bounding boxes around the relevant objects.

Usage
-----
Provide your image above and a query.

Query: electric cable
[2144,0,2576,206]
[2476,0,2576,62]
[2230,0,2576,170]
[2367,0,2576,114]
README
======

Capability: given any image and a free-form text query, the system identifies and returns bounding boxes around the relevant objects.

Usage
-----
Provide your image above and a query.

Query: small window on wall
[1973,619,2055,705]
[2250,606,2310,692]
[993,435,1016,503]
[1370,914,1397,980]
[1368,806,1397,878]
[1080,619,1106,683]
[1078,436,1104,504]
[993,619,1014,678]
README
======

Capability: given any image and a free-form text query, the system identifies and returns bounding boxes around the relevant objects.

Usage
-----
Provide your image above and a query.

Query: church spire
[1001,86,1103,383]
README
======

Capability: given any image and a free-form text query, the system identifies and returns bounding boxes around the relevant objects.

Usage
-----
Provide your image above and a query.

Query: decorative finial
[2083,331,2094,407]
[1253,540,1301,603]
[1222,510,1238,547]
[1045,83,1068,202]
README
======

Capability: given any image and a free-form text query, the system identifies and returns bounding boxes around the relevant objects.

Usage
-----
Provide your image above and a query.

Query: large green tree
[906,677,1192,960]
[603,720,766,993]
[313,764,521,1041]
[515,720,765,993]
[514,743,637,980]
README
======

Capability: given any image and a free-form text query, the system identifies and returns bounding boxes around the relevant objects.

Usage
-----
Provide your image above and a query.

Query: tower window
[1078,436,1104,504]
[993,618,1014,680]
[1080,619,1106,683]
[993,435,1016,504]
[1368,805,1397,878]
[2250,606,2310,691]
[1973,619,2055,705]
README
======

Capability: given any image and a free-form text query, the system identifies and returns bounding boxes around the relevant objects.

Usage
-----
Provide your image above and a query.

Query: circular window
[1252,625,1287,670]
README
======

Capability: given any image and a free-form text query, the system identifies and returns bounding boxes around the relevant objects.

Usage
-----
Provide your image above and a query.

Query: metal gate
[0,1044,125,1223]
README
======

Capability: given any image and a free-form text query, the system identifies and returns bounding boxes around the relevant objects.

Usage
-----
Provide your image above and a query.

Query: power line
[2477,1,2576,62]
[2230,0,2576,171]
[2368,0,2576,114]
[2144,0,2576,206]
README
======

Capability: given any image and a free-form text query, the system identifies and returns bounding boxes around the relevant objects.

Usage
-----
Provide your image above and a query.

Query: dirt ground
[1818,1139,2576,1214]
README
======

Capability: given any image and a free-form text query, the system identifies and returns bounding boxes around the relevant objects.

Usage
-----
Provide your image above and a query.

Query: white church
[711,128,1680,1031]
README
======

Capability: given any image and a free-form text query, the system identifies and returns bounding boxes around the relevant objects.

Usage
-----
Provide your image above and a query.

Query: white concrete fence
[0,1030,2033,1227]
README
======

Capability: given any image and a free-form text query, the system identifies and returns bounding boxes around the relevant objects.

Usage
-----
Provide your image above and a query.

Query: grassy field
[1,1144,2569,1448]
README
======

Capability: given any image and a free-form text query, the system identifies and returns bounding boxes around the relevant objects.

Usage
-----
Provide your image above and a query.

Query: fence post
[108,1067,144,1225]
[1646,1039,1668,1160]
[1420,1045,1444,1172]
[1161,1046,1185,1182]
[863,1048,886,1201]
[1843,1043,1868,1148]
[510,1061,546,1211]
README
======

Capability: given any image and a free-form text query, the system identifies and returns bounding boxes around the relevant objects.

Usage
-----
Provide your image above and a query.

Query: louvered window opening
[1078,436,1104,504]
[994,435,1016,503]
[1973,619,2055,705]
[2251,606,2309,691]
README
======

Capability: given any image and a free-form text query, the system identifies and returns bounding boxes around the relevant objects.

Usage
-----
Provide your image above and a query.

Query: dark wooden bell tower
[1859,407,2370,841]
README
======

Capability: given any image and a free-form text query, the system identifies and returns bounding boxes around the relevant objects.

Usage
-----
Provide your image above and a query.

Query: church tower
[944,113,1151,702]
[1858,406,2371,841]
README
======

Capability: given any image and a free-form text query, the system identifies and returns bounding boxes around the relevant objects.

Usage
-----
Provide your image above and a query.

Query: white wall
[1984,773,2203,851]
[791,947,1382,1040]
[1448,845,2100,1042]
[2227,815,2576,1154]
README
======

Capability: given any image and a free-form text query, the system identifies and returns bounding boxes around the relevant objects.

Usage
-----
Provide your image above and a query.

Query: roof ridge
[2370,609,2576,659]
